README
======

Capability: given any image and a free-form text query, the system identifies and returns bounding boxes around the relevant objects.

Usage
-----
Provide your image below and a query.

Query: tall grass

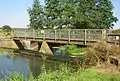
[2,66,120,81]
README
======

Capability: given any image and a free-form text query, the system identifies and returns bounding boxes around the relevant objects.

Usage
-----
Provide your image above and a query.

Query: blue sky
[0,0,119,29]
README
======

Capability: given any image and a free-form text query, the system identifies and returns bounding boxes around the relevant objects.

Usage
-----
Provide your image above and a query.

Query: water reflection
[0,54,62,79]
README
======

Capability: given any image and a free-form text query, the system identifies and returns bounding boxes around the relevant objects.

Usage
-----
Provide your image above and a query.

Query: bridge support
[30,41,39,51]
[39,40,53,55]
[13,40,39,51]
[13,40,25,50]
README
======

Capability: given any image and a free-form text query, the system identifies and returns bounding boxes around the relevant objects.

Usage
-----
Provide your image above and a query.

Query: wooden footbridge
[12,29,109,45]
[0,28,120,53]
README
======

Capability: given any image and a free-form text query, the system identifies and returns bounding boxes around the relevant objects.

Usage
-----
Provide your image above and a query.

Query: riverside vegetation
[0,40,120,81]
[59,45,86,56]
[1,65,120,81]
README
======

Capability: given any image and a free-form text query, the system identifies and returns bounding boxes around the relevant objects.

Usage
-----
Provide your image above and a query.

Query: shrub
[85,40,120,67]
[60,45,85,55]
[2,25,12,36]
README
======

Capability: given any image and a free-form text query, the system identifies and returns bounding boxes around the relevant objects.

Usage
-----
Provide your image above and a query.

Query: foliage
[60,45,85,55]
[0,48,19,55]
[0,48,6,55]
[27,0,45,29]
[2,25,12,35]
[2,25,12,32]
[85,40,120,66]
[28,0,118,29]
[3,67,120,81]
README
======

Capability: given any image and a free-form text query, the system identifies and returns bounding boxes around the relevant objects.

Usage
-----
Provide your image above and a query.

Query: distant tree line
[0,25,12,35]
[27,0,118,29]
[2,25,12,32]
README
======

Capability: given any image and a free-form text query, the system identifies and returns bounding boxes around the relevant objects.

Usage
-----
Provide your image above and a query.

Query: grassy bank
[0,40,18,48]
[0,31,17,48]
[0,48,19,55]
[2,66,120,81]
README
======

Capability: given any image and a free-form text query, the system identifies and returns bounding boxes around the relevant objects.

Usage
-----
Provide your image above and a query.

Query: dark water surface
[0,53,63,79]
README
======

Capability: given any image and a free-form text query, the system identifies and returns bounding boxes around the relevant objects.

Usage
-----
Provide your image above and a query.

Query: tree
[44,0,118,29]
[2,25,12,32]
[27,0,45,29]
[45,0,75,29]
[2,25,12,35]
[28,0,118,29]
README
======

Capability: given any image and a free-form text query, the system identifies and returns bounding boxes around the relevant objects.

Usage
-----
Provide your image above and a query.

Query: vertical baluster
[25,29,26,40]
[33,28,35,40]
[54,30,56,42]
[84,29,87,45]
[68,29,70,43]
[119,35,120,47]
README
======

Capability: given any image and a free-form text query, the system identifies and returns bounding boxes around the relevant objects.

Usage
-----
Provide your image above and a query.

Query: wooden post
[54,30,56,42]
[10,29,13,39]
[102,29,105,39]
[25,29,26,40]
[84,29,87,45]
[33,29,35,40]
[68,29,70,43]
[119,35,120,47]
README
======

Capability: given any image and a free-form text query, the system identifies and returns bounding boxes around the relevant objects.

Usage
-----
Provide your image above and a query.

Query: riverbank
[2,66,120,81]
[0,40,18,48]
[0,47,19,55]
[0,30,18,49]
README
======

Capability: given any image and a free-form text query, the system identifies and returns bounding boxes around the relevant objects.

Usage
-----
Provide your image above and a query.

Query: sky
[0,0,119,29]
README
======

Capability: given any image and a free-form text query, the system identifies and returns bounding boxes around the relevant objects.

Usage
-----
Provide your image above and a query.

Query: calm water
[0,53,62,79]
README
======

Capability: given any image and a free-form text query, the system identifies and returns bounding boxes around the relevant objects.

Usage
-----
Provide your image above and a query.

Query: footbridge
[10,28,119,54]
[12,29,108,45]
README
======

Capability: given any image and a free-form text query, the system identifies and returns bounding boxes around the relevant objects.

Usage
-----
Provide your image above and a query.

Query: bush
[59,45,85,55]
[85,40,120,67]
[2,25,12,36]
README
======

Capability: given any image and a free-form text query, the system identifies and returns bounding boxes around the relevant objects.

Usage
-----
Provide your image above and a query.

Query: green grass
[0,48,19,55]
[60,45,86,56]
[0,48,8,55]
[37,68,120,81]
[2,66,120,81]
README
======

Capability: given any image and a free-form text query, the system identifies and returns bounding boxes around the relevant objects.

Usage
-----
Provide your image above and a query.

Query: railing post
[84,29,87,45]
[68,29,70,43]
[33,29,35,40]
[54,30,56,42]
[119,35,120,47]
[11,29,13,39]
[102,29,106,39]
[25,29,26,40]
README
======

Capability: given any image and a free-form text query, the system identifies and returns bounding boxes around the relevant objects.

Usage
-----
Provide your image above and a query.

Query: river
[0,52,64,79]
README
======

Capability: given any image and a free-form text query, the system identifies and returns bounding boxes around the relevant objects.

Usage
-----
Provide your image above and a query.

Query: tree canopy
[2,25,12,32]
[27,0,44,29]
[28,0,118,29]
